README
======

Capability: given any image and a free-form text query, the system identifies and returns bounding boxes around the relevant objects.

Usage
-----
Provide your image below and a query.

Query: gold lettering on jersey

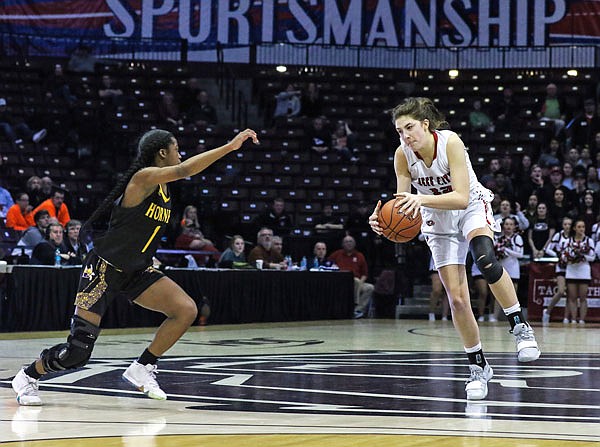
[145,202,171,223]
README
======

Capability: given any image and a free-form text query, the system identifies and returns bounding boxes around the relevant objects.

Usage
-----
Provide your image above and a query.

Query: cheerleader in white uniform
[543,217,572,324]
[562,219,596,324]
[369,97,540,401]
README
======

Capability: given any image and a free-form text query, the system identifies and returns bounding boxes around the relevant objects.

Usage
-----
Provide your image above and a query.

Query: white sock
[503,303,521,316]
[464,343,482,354]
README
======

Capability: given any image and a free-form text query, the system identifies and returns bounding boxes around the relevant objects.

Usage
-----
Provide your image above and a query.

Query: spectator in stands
[0,181,14,218]
[523,193,539,230]
[180,205,201,230]
[314,204,345,234]
[537,138,562,173]
[45,63,77,107]
[565,147,581,169]
[5,192,34,231]
[158,91,183,130]
[538,83,567,137]
[540,166,575,206]
[567,98,600,150]
[479,157,503,189]
[493,199,529,232]
[67,44,97,73]
[513,154,532,189]
[247,227,286,269]
[578,191,598,236]
[217,235,247,268]
[586,165,600,193]
[16,209,51,259]
[253,197,293,236]
[33,189,71,227]
[40,176,54,201]
[548,188,575,223]
[571,171,589,205]
[492,172,515,202]
[311,241,336,268]
[516,164,544,207]
[186,89,217,128]
[31,222,80,266]
[301,82,323,118]
[493,87,521,132]
[305,116,332,158]
[527,202,556,259]
[331,120,359,162]
[273,83,301,122]
[561,161,576,190]
[468,99,494,133]
[0,98,47,149]
[98,74,126,110]
[64,219,89,259]
[577,147,594,170]
[174,225,220,267]
[328,235,373,319]
[271,235,290,269]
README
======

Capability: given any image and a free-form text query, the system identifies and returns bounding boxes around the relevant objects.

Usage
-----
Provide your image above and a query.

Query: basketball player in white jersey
[369,97,540,400]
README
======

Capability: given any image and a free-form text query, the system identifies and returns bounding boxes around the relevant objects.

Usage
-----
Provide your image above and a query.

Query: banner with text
[528,262,600,322]
[1,0,599,51]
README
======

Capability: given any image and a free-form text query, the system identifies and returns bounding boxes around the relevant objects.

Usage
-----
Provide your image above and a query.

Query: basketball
[377,198,422,243]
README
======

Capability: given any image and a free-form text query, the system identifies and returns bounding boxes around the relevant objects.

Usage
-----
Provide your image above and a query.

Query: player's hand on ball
[394,192,422,218]
[230,128,259,150]
[369,200,383,235]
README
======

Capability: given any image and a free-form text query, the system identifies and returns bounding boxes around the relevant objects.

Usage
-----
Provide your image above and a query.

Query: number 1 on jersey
[141,225,161,253]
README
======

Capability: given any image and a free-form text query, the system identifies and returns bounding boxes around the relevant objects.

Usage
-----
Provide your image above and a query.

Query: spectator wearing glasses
[6,192,34,231]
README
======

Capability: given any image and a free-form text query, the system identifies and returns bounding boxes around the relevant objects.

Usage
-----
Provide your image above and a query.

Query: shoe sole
[466,367,493,400]
[16,396,42,406]
[122,374,167,400]
[518,348,541,362]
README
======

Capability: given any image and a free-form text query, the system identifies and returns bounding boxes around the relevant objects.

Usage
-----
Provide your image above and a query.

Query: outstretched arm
[135,129,259,187]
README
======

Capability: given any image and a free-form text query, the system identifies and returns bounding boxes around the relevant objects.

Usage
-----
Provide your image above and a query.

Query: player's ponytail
[391,97,449,130]
[80,129,174,242]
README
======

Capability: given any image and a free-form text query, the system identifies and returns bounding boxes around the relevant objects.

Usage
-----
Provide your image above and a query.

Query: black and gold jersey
[94,184,171,272]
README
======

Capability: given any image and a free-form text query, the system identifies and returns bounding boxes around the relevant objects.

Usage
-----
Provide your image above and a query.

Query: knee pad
[470,235,503,284]
[41,315,100,373]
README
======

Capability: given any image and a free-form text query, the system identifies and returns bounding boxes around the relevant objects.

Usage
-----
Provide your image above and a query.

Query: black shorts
[74,250,165,316]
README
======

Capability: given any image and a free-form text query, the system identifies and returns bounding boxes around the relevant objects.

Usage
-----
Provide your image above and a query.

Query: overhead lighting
[448,69,459,78]
[567,69,578,77]
[276,65,287,73]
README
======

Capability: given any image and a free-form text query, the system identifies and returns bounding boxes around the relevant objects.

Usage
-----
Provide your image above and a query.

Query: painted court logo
[16,350,597,422]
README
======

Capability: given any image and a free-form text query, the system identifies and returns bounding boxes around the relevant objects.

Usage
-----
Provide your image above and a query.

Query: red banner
[528,262,600,322]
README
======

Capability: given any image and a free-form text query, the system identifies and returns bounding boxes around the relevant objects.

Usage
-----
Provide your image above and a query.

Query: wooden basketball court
[1,319,598,446]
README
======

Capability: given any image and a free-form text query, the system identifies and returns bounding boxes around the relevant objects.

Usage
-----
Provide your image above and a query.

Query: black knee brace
[41,315,100,373]
[470,235,504,284]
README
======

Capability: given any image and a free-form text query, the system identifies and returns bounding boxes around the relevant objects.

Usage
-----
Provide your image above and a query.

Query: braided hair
[80,129,174,239]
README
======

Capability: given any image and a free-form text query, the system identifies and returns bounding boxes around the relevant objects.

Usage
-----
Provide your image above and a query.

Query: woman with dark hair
[11,128,258,406]
[369,97,540,401]
[562,219,596,324]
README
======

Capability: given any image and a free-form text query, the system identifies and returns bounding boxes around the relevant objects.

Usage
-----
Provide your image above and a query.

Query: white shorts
[422,192,499,269]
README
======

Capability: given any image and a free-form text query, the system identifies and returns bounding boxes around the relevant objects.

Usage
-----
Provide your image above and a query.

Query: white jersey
[402,129,498,238]
[546,230,570,273]
[564,236,596,280]
[495,233,524,279]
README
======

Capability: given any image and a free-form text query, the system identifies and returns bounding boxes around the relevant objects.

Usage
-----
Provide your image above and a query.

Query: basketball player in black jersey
[12,128,259,405]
